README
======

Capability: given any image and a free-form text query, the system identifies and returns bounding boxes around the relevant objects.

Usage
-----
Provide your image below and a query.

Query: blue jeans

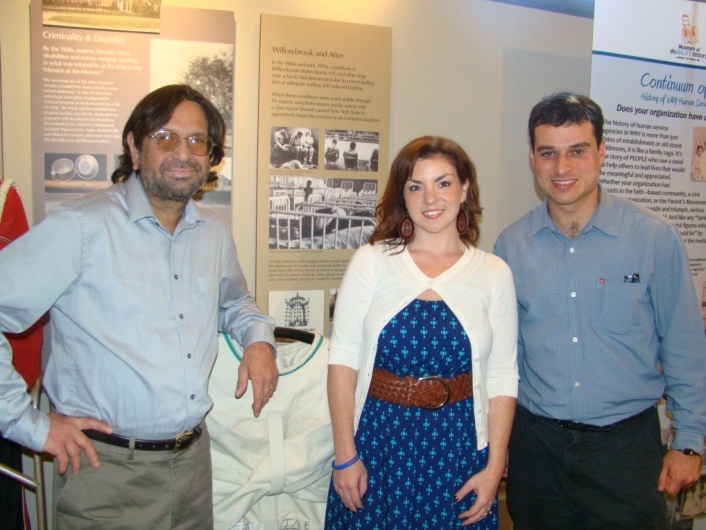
[507,405,668,530]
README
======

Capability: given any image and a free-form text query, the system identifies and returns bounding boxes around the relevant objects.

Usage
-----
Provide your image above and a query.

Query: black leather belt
[554,406,654,433]
[83,426,202,453]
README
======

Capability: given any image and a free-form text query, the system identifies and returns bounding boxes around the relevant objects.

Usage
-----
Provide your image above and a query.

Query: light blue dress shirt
[494,187,706,453]
[0,175,274,451]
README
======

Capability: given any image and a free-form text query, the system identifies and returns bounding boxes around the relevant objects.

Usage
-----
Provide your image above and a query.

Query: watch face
[682,448,700,456]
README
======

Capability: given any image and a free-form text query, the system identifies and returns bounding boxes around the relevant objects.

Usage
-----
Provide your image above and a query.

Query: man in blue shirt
[494,92,706,529]
[0,85,278,528]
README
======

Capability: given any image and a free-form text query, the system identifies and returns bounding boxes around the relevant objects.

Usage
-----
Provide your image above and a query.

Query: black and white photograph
[270,126,319,170]
[44,152,108,196]
[42,0,161,33]
[324,129,379,171]
[268,175,378,250]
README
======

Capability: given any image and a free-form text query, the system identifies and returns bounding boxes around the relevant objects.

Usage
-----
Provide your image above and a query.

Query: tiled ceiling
[488,0,595,19]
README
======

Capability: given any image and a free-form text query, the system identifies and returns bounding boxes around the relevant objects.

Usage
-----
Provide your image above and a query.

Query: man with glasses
[0,84,278,528]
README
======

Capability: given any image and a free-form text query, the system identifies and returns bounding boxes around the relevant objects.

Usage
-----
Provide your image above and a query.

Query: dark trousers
[0,437,28,530]
[507,405,669,530]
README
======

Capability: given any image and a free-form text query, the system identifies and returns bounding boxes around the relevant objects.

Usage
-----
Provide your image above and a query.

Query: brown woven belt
[368,367,473,409]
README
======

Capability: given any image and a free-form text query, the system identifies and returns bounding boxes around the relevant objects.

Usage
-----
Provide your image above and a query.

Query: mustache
[159,160,203,174]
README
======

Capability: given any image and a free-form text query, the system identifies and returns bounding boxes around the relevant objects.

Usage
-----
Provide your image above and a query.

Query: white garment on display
[208,332,333,530]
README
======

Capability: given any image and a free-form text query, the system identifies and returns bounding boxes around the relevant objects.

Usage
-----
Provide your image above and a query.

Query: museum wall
[0,0,592,291]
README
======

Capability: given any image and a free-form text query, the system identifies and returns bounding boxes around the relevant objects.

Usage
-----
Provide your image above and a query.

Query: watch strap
[682,448,701,457]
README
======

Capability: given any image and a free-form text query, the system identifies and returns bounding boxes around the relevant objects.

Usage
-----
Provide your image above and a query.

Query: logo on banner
[682,14,699,45]
[672,14,705,64]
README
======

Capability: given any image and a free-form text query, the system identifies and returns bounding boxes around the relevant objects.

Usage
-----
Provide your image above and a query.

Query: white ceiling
[487,0,595,19]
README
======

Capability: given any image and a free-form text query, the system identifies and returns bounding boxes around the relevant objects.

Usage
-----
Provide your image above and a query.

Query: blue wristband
[332,453,360,470]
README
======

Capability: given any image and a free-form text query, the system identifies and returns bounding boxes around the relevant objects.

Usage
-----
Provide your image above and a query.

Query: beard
[139,159,206,203]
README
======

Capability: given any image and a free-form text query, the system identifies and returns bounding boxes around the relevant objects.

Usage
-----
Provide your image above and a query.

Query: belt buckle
[173,430,194,453]
[418,375,451,410]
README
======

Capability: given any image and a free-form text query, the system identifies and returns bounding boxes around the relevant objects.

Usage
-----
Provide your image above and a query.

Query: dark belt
[368,367,473,409]
[553,406,654,433]
[83,426,202,453]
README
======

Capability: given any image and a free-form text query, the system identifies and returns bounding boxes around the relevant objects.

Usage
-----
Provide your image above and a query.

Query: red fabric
[0,184,43,387]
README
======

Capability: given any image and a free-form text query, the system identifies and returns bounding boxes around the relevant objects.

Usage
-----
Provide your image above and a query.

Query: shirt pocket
[194,276,220,324]
[595,279,648,335]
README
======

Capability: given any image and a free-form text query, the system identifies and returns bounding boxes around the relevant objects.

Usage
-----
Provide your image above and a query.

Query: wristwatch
[682,448,701,457]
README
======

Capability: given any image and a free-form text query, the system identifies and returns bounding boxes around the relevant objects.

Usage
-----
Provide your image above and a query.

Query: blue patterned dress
[325,299,497,529]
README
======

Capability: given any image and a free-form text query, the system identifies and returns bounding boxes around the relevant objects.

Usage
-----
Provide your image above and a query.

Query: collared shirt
[0,175,274,451]
[494,187,706,452]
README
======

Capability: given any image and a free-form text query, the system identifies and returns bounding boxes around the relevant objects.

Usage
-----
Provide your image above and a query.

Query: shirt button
[569,247,575,254]
[174,274,179,280]
[190,394,195,400]
[572,337,578,343]
[179,313,184,319]
[187,353,192,359]
[571,292,577,298]
[574,381,580,387]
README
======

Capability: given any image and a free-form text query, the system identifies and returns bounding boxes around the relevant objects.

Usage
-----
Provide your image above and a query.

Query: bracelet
[332,453,360,470]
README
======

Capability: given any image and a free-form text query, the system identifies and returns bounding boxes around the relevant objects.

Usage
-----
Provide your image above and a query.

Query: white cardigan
[329,242,518,450]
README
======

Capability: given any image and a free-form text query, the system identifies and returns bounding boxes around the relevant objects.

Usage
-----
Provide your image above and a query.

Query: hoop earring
[457,209,468,235]
[398,215,415,241]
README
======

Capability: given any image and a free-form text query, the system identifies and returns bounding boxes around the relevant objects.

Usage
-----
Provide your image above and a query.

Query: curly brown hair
[369,136,482,249]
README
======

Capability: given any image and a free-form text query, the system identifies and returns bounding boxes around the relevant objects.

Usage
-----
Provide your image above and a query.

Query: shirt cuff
[672,432,705,456]
[240,321,276,352]
[5,406,51,453]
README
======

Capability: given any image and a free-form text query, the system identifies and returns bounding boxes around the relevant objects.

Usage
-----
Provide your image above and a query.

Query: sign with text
[591,0,706,327]
[256,15,392,336]
[30,2,234,221]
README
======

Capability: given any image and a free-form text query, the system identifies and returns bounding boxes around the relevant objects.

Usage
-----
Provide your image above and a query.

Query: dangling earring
[398,214,415,241]
[457,208,468,235]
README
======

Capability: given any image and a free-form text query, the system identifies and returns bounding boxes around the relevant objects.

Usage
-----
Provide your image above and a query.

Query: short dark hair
[111,84,226,183]
[369,136,482,249]
[528,92,604,150]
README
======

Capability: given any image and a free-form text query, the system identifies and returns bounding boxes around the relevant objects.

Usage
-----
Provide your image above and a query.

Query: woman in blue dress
[325,136,519,528]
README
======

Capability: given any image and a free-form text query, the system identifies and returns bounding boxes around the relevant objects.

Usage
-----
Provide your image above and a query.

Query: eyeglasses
[148,130,214,156]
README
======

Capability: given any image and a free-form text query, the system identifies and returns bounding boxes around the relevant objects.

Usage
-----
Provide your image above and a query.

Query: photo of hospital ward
[268,175,378,250]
